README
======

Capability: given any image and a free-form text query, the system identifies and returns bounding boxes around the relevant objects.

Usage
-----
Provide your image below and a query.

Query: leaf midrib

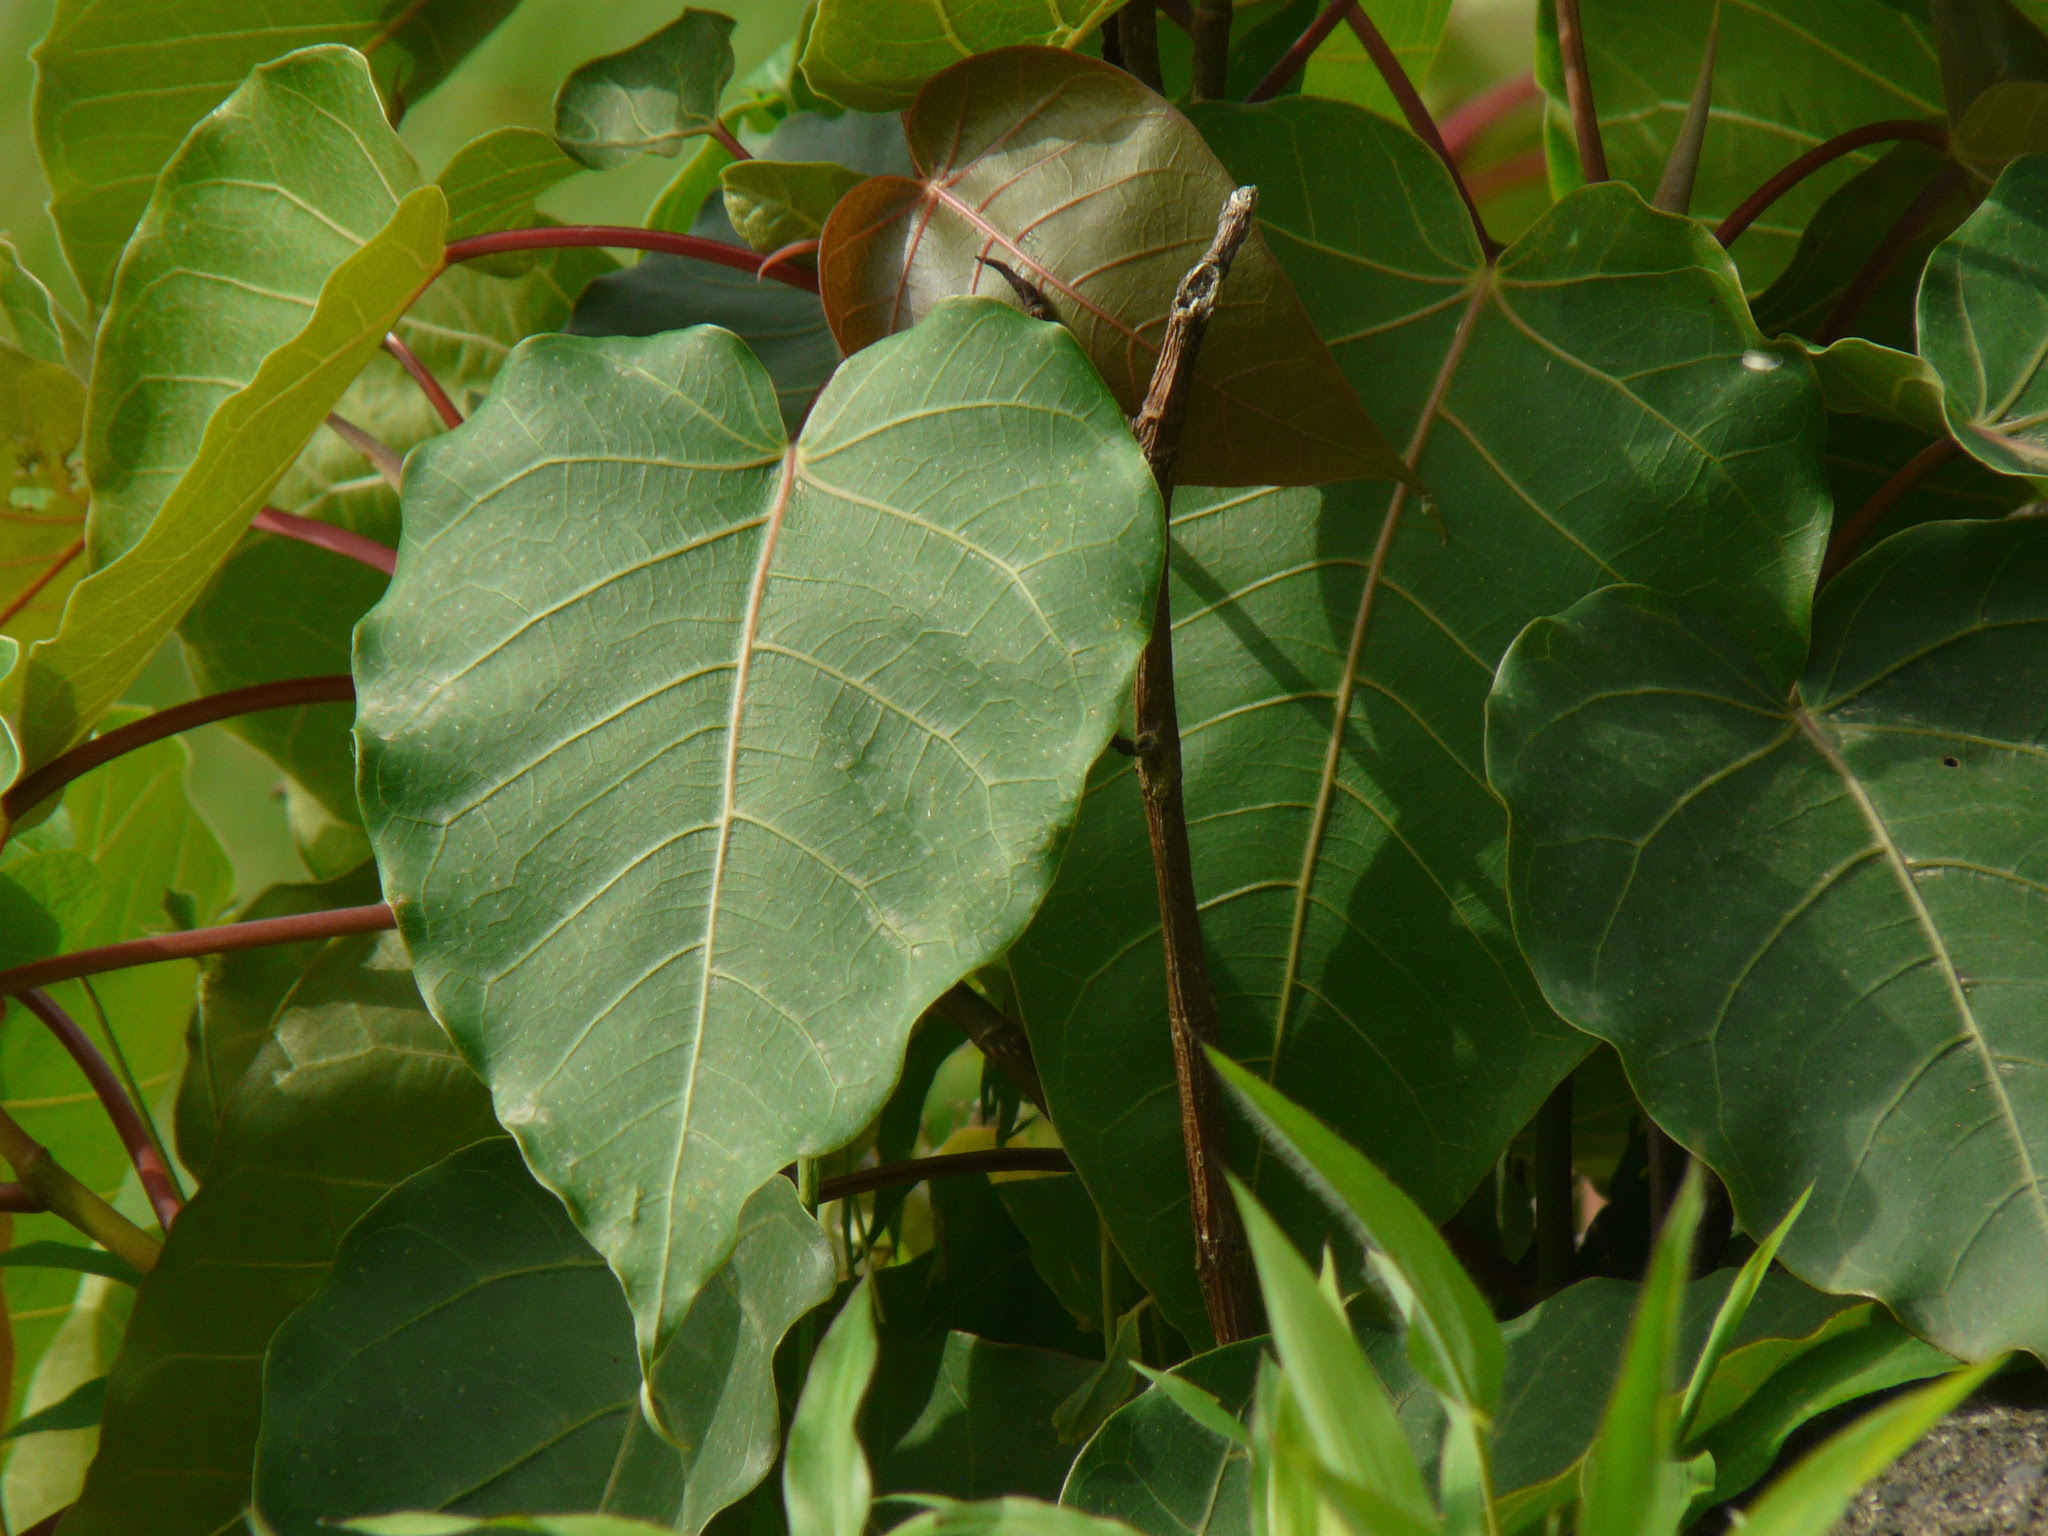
[1794,705,2048,1244]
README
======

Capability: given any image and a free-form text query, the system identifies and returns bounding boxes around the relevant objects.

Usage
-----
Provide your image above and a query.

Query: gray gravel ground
[1834,1401,2048,1535]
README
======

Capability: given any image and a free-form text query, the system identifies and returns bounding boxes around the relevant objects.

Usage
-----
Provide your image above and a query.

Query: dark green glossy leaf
[356,297,1159,1379]
[1297,0,1451,122]
[7,48,448,776]
[1932,0,2048,120]
[554,9,735,171]
[60,933,501,1536]
[257,1137,834,1536]
[819,49,1403,489]
[1802,340,1950,435]
[1536,0,1943,289]
[723,160,865,252]
[0,1375,102,1441]
[995,1174,1135,1337]
[1823,412,2029,554]
[1487,518,2048,1362]
[865,1330,1098,1503]
[798,0,1112,112]
[1923,150,2048,474]
[1014,94,1829,1342]
[173,862,384,1179]
[30,0,512,306]
[1752,141,1977,353]
[1061,1343,1260,1536]
[1952,78,2048,168]
[1051,1308,1143,1448]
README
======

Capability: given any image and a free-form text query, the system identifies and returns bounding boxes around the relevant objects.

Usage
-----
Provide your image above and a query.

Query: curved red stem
[1442,72,1541,161]
[0,1185,44,1214]
[1816,162,1966,344]
[15,991,182,1232]
[0,538,83,629]
[1554,0,1608,183]
[1,676,358,835]
[441,226,820,294]
[1819,436,1960,586]
[1716,120,1949,248]
[252,507,397,576]
[1245,0,1352,102]
[0,905,396,997]
[383,332,464,429]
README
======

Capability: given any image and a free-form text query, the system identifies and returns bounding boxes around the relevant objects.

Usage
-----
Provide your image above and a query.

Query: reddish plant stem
[1342,3,1499,256]
[1190,0,1233,98]
[1,675,358,835]
[1246,0,1351,102]
[928,984,1045,1111]
[1441,71,1541,160]
[325,411,404,490]
[0,537,83,628]
[1820,436,1960,585]
[1119,0,1165,90]
[1554,0,1608,183]
[1467,149,1547,202]
[252,507,397,576]
[1157,0,1192,29]
[15,991,182,1233]
[813,1148,1072,1204]
[441,226,820,293]
[1130,188,1262,1346]
[1716,120,1949,248]
[0,905,395,997]
[0,1186,42,1214]
[710,120,751,161]
[383,331,464,429]
[759,238,822,284]
[1816,162,1966,343]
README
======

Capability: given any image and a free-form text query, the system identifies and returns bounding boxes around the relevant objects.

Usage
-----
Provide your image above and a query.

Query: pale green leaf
[355,298,1160,1370]
[1487,518,2048,1362]
[554,9,736,171]
[799,0,1116,111]
[722,159,864,252]
[437,127,583,275]
[1952,78,2048,168]
[891,1497,1146,1536]
[1301,0,1454,123]
[1735,1358,2003,1536]
[31,0,512,306]
[785,1279,877,1536]
[59,933,501,1536]
[1798,338,1951,436]
[0,240,68,367]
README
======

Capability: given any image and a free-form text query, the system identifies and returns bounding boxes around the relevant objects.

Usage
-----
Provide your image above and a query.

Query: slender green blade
[59,934,503,1536]
[1129,1363,1252,1449]
[1487,517,2048,1363]
[1215,1058,1503,1423]
[1232,1180,1435,1523]
[0,1375,102,1441]
[30,0,510,306]
[357,298,1160,1375]
[1678,1188,1812,1439]
[785,1279,878,1536]
[1576,1175,1703,1536]
[0,1244,138,1287]
[1736,1358,2003,1536]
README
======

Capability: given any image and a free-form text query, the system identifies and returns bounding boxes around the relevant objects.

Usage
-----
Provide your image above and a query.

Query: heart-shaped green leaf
[255,1138,834,1536]
[1486,517,2048,1362]
[60,934,501,1536]
[32,0,510,306]
[798,0,1111,112]
[554,9,735,171]
[5,47,448,778]
[1010,95,1830,1343]
[355,296,1161,1375]
[1536,0,1943,289]
[817,48,1404,489]
[1922,151,2048,476]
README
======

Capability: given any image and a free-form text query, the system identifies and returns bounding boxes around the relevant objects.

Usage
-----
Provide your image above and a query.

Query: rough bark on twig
[1129,187,1263,1345]
[928,984,1046,1112]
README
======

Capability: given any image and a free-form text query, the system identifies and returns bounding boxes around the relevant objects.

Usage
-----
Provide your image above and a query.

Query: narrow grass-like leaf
[1677,1188,1811,1439]
[1129,1363,1252,1449]
[0,1374,102,1441]
[785,1279,877,1536]
[0,1244,138,1287]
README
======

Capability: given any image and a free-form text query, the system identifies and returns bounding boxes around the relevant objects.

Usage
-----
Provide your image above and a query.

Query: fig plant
[0,0,2040,1533]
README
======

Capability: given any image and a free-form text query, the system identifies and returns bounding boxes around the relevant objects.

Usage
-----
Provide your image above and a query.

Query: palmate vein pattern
[1010,95,1832,1340]
[356,298,1160,1362]
[1487,520,2048,1360]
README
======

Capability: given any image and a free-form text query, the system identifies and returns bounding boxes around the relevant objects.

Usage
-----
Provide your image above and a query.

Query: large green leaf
[0,343,86,654]
[5,47,449,778]
[32,0,511,307]
[1301,0,1454,123]
[256,1137,834,1536]
[178,249,609,826]
[1060,1343,1260,1536]
[435,129,583,274]
[1921,150,2048,475]
[817,48,1402,490]
[554,10,736,171]
[798,0,1112,111]
[1011,95,1830,1342]
[355,296,1161,1375]
[60,933,501,1536]
[1535,0,1943,290]
[1486,517,2048,1362]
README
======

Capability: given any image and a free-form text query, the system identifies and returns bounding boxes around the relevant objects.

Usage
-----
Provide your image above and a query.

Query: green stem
[1119,0,1164,90]
[0,1107,160,1275]
[1532,1078,1575,1296]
